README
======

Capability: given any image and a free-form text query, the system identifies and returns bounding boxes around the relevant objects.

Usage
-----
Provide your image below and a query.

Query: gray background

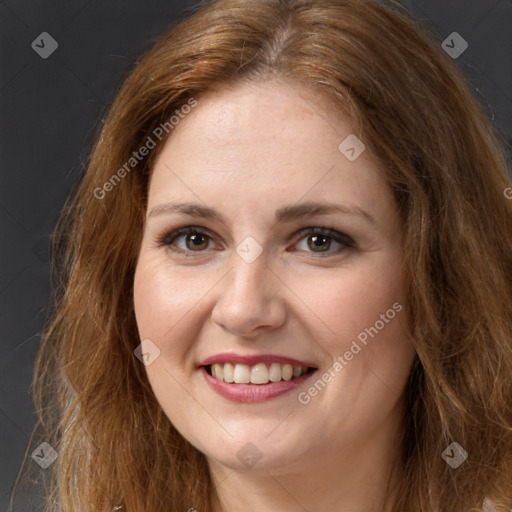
[1,0,511,509]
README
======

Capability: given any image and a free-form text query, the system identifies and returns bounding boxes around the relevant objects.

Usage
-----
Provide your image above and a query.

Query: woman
[13,0,512,510]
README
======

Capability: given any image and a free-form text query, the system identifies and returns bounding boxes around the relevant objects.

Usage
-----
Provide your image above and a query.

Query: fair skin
[133,79,416,512]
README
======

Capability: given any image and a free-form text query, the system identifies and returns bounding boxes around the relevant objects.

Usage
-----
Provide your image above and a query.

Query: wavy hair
[11,0,512,510]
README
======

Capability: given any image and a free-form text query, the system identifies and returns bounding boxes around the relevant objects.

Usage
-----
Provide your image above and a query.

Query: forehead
[148,80,394,223]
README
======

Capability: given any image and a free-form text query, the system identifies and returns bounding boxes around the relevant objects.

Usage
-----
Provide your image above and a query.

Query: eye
[292,227,355,256]
[158,225,355,258]
[159,226,215,254]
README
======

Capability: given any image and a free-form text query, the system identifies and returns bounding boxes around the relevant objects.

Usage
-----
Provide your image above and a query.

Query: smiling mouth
[205,362,316,385]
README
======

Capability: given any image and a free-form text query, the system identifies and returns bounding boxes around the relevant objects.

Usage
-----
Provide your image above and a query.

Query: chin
[199,432,307,473]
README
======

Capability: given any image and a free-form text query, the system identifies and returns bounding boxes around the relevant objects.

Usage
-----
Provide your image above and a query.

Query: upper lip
[199,352,317,368]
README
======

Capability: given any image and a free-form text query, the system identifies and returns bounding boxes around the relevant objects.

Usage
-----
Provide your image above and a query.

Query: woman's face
[133,80,416,474]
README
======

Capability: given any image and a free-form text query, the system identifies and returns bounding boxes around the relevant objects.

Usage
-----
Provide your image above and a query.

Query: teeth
[282,364,293,381]
[269,362,282,382]
[234,364,250,384]
[212,363,223,380]
[250,363,269,384]
[209,362,309,384]
[223,363,234,383]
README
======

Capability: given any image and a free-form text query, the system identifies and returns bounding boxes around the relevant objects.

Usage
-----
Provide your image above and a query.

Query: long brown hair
[11,0,512,510]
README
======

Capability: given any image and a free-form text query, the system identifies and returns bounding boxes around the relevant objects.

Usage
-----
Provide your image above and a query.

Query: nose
[211,253,287,338]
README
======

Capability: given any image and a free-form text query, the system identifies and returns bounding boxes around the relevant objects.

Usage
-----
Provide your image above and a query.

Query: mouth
[204,362,315,384]
[199,354,318,403]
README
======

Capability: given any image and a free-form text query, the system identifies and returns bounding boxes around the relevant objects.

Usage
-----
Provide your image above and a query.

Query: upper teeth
[210,362,308,384]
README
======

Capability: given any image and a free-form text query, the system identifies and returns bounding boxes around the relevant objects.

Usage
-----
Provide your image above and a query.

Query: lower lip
[201,367,317,403]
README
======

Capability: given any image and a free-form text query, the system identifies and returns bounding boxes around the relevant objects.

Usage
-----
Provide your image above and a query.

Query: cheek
[301,263,413,437]
[299,253,414,391]
[132,253,192,373]
[133,250,225,379]
[133,251,207,338]
[133,254,198,408]
[133,257,170,339]
[292,255,406,346]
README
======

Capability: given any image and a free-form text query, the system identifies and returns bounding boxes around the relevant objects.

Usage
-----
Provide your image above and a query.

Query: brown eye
[307,234,332,252]
[185,232,209,251]
[160,227,214,254]
[294,227,355,257]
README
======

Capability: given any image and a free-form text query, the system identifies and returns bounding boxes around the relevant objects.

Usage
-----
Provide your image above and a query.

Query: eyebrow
[147,200,375,225]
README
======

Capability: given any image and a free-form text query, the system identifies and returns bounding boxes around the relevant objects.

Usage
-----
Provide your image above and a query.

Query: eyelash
[157,226,356,258]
